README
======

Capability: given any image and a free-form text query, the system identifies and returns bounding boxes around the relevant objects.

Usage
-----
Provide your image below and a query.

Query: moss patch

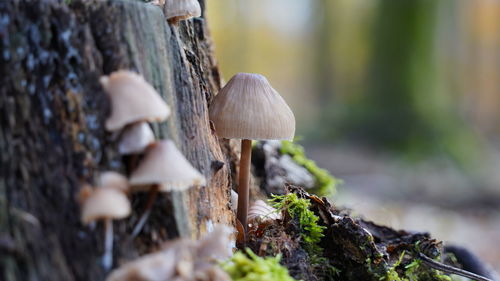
[222,249,297,281]
[270,193,325,255]
[280,141,341,196]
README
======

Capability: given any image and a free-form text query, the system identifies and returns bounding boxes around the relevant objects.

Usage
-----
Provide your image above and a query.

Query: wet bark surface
[0,0,233,280]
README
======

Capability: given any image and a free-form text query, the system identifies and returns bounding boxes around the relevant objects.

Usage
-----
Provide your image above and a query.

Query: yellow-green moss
[270,193,325,255]
[280,140,341,197]
[222,249,297,281]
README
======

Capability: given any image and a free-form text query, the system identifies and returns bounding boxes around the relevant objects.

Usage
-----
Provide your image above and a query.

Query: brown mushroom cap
[101,70,170,131]
[81,188,131,224]
[118,122,155,155]
[208,73,295,140]
[129,140,206,192]
[165,0,201,21]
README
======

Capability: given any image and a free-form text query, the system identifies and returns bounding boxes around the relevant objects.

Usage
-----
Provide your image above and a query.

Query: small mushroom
[129,140,206,237]
[97,171,129,193]
[80,178,131,270]
[106,225,233,281]
[248,200,281,222]
[208,73,295,234]
[100,70,170,132]
[165,0,201,24]
[106,248,176,281]
[118,122,155,155]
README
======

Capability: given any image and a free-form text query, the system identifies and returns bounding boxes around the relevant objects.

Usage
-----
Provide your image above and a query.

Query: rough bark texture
[0,0,234,280]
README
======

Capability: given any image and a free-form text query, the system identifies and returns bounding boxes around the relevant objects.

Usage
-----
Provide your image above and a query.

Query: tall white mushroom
[208,73,295,234]
[129,140,206,237]
[79,172,131,270]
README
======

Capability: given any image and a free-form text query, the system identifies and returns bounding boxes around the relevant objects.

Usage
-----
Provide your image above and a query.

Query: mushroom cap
[101,70,171,131]
[248,200,281,222]
[129,140,206,192]
[81,188,131,224]
[118,122,155,155]
[97,171,129,193]
[165,0,201,21]
[208,73,295,141]
[106,250,176,281]
[107,225,234,281]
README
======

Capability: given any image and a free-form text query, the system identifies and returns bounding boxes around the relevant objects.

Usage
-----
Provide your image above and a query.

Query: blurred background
[206,0,500,271]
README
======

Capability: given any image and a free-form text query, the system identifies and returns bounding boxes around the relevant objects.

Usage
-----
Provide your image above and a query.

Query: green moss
[270,193,326,255]
[280,140,341,196]
[405,259,452,281]
[222,249,297,281]
[375,258,452,281]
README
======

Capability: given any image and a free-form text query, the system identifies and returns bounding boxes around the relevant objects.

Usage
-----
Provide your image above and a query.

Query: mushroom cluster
[209,73,296,235]
[106,225,233,281]
[79,70,207,270]
[101,70,206,238]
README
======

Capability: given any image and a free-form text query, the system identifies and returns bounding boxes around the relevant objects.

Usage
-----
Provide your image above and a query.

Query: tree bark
[0,0,233,280]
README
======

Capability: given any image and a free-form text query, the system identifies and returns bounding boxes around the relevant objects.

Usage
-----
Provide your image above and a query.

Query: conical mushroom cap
[165,0,201,21]
[208,73,295,140]
[118,122,155,155]
[97,171,129,193]
[101,70,171,131]
[129,140,206,192]
[81,188,131,224]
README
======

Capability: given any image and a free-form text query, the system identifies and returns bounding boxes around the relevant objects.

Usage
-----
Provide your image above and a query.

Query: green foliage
[280,140,341,197]
[404,259,452,281]
[380,251,406,281]
[222,249,297,281]
[270,193,326,254]
[373,257,452,281]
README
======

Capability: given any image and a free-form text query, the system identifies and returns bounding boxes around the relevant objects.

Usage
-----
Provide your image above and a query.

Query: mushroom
[100,70,170,132]
[248,200,281,222]
[165,0,201,24]
[118,122,155,155]
[80,174,131,270]
[100,70,170,170]
[208,73,295,233]
[97,171,129,193]
[129,140,206,237]
[106,248,177,281]
[106,225,233,281]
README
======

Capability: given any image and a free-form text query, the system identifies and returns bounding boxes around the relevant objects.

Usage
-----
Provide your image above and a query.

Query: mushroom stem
[127,154,140,174]
[131,184,160,238]
[236,139,252,233]
[102,218,113,271]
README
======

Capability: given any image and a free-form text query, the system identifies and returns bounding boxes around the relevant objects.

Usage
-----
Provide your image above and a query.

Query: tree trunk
[0,0,234,280]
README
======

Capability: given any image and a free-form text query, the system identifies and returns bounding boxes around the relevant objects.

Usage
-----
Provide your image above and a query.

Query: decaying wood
[0,0,233,280]
[245,185,454,281]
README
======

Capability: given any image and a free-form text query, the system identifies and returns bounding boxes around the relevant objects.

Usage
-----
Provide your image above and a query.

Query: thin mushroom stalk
[208,73,296,235]
[130,184,160,238]
[102,218,114,271]
[236,139,252,233]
